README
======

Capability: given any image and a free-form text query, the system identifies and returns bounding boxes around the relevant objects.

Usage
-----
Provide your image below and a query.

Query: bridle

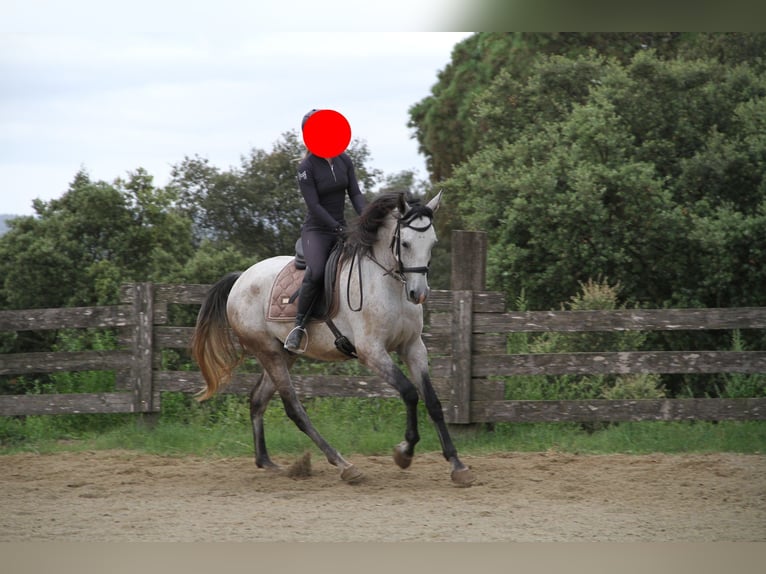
[388,207,434,281]
[346,205,435,311]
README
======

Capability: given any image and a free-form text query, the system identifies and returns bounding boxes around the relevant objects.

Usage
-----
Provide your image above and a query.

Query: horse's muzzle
[408,287,430,305]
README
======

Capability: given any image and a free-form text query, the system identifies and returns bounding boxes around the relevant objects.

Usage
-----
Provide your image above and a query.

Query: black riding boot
[284,277,321,353]
[284,313,308,353]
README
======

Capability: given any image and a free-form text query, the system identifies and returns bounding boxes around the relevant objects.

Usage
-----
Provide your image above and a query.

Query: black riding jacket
[297,152,366,231]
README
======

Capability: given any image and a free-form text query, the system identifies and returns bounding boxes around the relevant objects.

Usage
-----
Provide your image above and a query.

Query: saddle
[267,239,343,323]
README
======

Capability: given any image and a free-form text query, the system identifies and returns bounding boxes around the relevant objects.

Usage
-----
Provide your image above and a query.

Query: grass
[1,394,764,458]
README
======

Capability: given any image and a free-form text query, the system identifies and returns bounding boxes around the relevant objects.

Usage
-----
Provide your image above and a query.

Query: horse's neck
[369,218,397,270]
[369,242,395,273]
[342,219,403,306]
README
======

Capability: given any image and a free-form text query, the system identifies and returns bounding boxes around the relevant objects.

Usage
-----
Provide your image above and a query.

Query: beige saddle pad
[267,259,340,322]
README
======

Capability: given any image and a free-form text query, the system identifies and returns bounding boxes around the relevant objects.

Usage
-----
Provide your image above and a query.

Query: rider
[284,109,367,353]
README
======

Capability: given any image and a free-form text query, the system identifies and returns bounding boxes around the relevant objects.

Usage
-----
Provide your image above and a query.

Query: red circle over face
[302,109,351,158]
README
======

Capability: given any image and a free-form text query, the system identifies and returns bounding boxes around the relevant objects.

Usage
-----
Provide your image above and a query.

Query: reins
[344,204,434,312]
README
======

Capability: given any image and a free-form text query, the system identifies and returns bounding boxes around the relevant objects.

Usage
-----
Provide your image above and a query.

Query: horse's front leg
[358,349,420,469]
[400,339,475,487]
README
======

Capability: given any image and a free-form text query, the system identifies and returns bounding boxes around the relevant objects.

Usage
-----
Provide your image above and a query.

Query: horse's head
[346,190,443,306]
[391,191,442,305]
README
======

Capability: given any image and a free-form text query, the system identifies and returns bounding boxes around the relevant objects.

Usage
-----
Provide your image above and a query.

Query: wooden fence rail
[1,230,765,423]
[424,288,766,423]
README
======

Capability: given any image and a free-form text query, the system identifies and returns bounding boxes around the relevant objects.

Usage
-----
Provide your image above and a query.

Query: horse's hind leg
[249,355,298,470]
[259,348,363,483]
[249,372,277,469]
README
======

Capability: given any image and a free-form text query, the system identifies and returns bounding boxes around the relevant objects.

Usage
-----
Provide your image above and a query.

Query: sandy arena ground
[1,450,764,542]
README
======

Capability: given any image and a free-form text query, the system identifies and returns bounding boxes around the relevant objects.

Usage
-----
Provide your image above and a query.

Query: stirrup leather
[284,326,308,354]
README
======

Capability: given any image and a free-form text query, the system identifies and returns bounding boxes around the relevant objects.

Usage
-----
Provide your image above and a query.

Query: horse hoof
[341,464,364,484]
[393,442,413,469]
[256,459,280,472]
[451,467,476,487]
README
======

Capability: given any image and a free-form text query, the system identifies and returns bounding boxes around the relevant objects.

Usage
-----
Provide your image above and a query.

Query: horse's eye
[402,242,411,249]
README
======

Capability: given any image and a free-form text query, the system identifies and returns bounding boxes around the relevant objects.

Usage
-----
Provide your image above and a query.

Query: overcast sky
[1,2,471,215]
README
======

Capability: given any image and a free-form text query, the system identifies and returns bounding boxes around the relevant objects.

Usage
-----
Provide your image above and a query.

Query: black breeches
[301,229,336,287]
[296,229,335,316]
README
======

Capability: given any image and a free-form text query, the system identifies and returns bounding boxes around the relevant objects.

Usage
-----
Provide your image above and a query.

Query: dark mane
[343,192,435,261]
[343,192,407,258]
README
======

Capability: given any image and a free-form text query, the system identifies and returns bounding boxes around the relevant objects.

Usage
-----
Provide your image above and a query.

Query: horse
[190,191,475,486]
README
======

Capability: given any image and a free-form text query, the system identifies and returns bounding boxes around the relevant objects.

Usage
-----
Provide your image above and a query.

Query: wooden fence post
[450,230,487,291]
[448,290,473,423]
[447,231,488,425]
[129,283,157,417]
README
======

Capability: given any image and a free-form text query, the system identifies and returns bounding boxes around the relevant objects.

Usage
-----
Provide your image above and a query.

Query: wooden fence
[1,230,765,422]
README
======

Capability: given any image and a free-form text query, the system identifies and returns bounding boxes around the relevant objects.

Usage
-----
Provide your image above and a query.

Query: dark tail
[190,272,242,401]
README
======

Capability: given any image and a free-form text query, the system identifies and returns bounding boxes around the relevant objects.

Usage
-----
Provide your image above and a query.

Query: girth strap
[324,317,357,358]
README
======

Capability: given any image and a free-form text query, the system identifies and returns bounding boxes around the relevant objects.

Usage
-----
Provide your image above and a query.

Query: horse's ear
[397,192,409,215]
[426,190,443,214]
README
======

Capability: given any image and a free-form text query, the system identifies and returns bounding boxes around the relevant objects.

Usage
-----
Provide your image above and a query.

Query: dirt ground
[1,449,764,542]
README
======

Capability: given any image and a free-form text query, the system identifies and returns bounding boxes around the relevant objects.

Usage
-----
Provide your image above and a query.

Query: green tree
[0,168,196,393]
[170,240,255,285]
[0,169,194,309]
[443,49,766,311]
[408,32,685,183]
[678,33,766,71]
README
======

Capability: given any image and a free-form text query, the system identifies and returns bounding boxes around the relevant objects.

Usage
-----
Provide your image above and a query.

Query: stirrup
[284,326,308,354]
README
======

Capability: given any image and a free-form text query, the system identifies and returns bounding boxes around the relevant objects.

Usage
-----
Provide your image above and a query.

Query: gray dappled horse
[191,191,474,486]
